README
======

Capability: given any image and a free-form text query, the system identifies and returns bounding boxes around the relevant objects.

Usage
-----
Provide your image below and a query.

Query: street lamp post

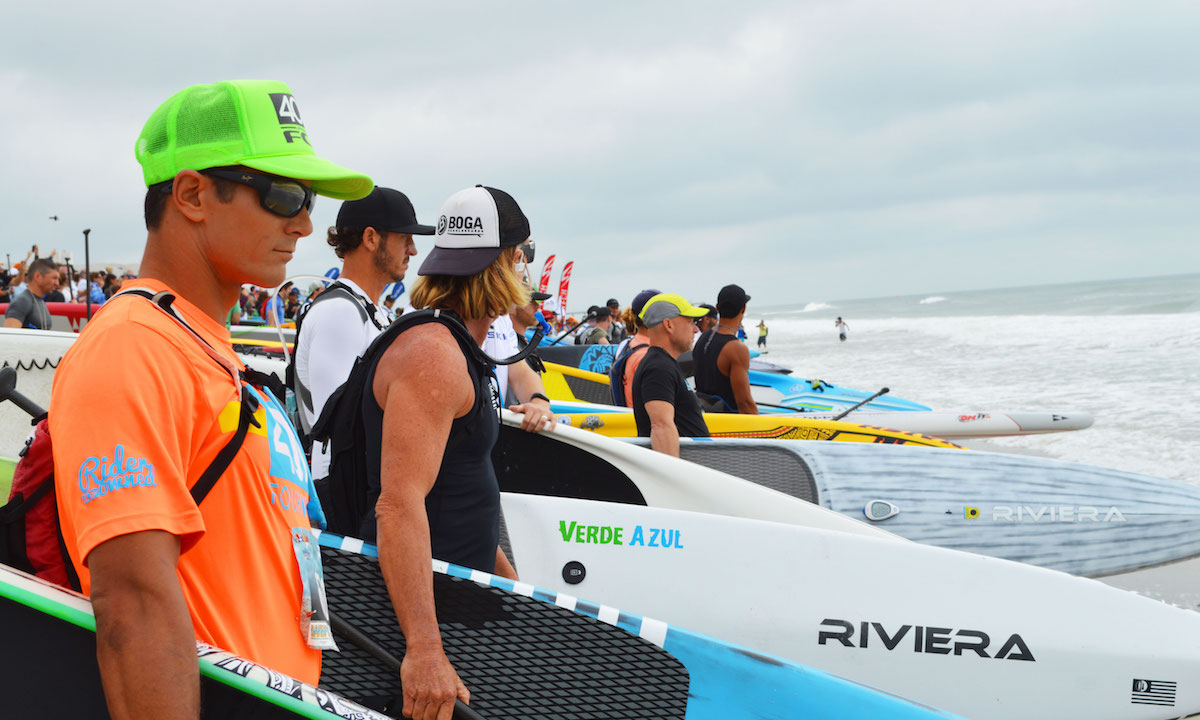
[83,229,92,321]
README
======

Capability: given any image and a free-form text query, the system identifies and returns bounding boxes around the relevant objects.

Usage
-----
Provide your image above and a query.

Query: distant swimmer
[835,316,849,342]
[757,319,768,351]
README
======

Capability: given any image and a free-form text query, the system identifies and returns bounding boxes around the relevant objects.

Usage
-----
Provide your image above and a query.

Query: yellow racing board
[541,362,961,449]
[556,411,962,448]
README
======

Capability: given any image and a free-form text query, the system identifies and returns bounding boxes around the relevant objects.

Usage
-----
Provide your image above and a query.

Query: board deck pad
[678,443,818,503]
[319,542,690,718]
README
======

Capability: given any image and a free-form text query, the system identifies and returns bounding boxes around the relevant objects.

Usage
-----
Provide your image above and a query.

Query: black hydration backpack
[286,282,386,449]
[310,309,541,536]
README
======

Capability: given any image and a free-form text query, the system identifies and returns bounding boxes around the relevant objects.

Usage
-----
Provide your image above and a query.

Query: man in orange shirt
[50,80,372,719]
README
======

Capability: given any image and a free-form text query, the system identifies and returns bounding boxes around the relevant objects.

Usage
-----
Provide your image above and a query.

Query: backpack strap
[111,288,262,502]
[190,385,260,504]
[516,333,546,374]
[115,289,240,387]
[291,282,381,432]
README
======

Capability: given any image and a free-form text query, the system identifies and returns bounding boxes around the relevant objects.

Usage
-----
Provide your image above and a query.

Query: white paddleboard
[502,492,1200,720]
[0,329,289,458]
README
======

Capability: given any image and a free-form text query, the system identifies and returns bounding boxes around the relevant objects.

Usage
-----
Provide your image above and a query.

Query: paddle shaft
[328,612,485,720]
[831,387,890,421]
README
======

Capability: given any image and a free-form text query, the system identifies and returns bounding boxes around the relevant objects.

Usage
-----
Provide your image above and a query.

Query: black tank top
[359,318,502,573]
[692,329,739,412]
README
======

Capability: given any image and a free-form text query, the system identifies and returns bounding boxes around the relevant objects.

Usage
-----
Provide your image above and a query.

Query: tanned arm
[646,399,681,457]
[719,340,759,415]
[88,530,197,720]
[373,326,473,720]
[506,359,556,434]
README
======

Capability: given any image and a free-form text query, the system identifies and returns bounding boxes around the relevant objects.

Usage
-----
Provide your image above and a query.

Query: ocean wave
[919,296,947,305]
[802,302,833,313]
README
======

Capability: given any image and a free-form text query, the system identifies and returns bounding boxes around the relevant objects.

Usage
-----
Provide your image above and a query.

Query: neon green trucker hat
[135,80,373,200]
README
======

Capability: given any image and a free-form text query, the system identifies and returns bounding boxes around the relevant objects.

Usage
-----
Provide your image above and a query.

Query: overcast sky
[2,1,1197,309]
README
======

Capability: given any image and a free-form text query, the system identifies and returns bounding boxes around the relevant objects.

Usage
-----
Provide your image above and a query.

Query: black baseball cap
[593,306,611,320]
[419,185,531,276]
[717,284,751,316]
[606,298,620,307]
[698,303,718,318]
[631,288,662,317]
[532,290,552,302]
[336,187,434,235]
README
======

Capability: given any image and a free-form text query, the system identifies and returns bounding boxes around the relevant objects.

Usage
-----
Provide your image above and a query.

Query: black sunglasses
[519,240,535,264]
[160,167,315,218]
[202,168,315,218]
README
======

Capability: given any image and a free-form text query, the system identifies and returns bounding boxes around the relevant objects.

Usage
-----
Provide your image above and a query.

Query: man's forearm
[649,422,680,457]
[507,360,546,406]
[735,392,758,415]
[494,546,518,580]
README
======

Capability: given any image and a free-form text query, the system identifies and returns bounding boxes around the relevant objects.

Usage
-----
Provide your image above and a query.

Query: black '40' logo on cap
[270,94,305,127]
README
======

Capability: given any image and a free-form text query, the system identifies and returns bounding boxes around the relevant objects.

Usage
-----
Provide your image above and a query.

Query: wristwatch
[530,392,551,405]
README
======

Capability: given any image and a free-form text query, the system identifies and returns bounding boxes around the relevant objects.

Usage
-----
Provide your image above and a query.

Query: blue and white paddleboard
[313,532,959,719]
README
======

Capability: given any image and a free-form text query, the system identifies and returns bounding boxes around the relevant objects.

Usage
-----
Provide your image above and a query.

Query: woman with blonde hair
[366,185,548,719]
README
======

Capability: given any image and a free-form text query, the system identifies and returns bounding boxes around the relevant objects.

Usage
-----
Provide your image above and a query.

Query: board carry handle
[831,387,889,421]
[328,611,486,720]
[0,366,47,419]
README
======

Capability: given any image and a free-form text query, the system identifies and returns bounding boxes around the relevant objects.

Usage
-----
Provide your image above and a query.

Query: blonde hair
[621,306,639,332]
[410,247,530,320]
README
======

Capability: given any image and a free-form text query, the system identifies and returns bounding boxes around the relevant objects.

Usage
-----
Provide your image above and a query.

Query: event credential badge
[291,527,338,651]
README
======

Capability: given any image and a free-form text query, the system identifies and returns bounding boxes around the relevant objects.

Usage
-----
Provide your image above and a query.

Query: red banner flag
[557,261,574,318]
[538,254,556,293]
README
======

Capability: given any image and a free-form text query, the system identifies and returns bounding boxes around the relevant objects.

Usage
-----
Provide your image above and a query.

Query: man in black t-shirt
[631,293,711,456]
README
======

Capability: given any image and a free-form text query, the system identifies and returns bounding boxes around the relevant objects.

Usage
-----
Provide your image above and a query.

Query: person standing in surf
[757,319,768,350]
[49,80,372,717]
[631,293,711,456]
[370,185,552,720]
[836,316,850,342]
[693,284,757,414]
[293,187,430,483]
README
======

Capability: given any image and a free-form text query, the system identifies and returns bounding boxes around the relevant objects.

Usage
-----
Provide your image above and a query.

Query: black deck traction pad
[678,444,819,504]
[319,546,690,719]
[562,373,615,406]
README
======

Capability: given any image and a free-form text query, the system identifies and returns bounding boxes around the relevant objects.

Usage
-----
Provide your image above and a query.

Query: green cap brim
[241,154,373,201]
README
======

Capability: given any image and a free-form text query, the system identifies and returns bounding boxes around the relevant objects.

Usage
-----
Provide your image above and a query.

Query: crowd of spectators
[0,245,140,307]
[0,244,333,330]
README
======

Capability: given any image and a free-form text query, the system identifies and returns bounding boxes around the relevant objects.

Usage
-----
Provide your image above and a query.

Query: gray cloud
[1,0,1196,308]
